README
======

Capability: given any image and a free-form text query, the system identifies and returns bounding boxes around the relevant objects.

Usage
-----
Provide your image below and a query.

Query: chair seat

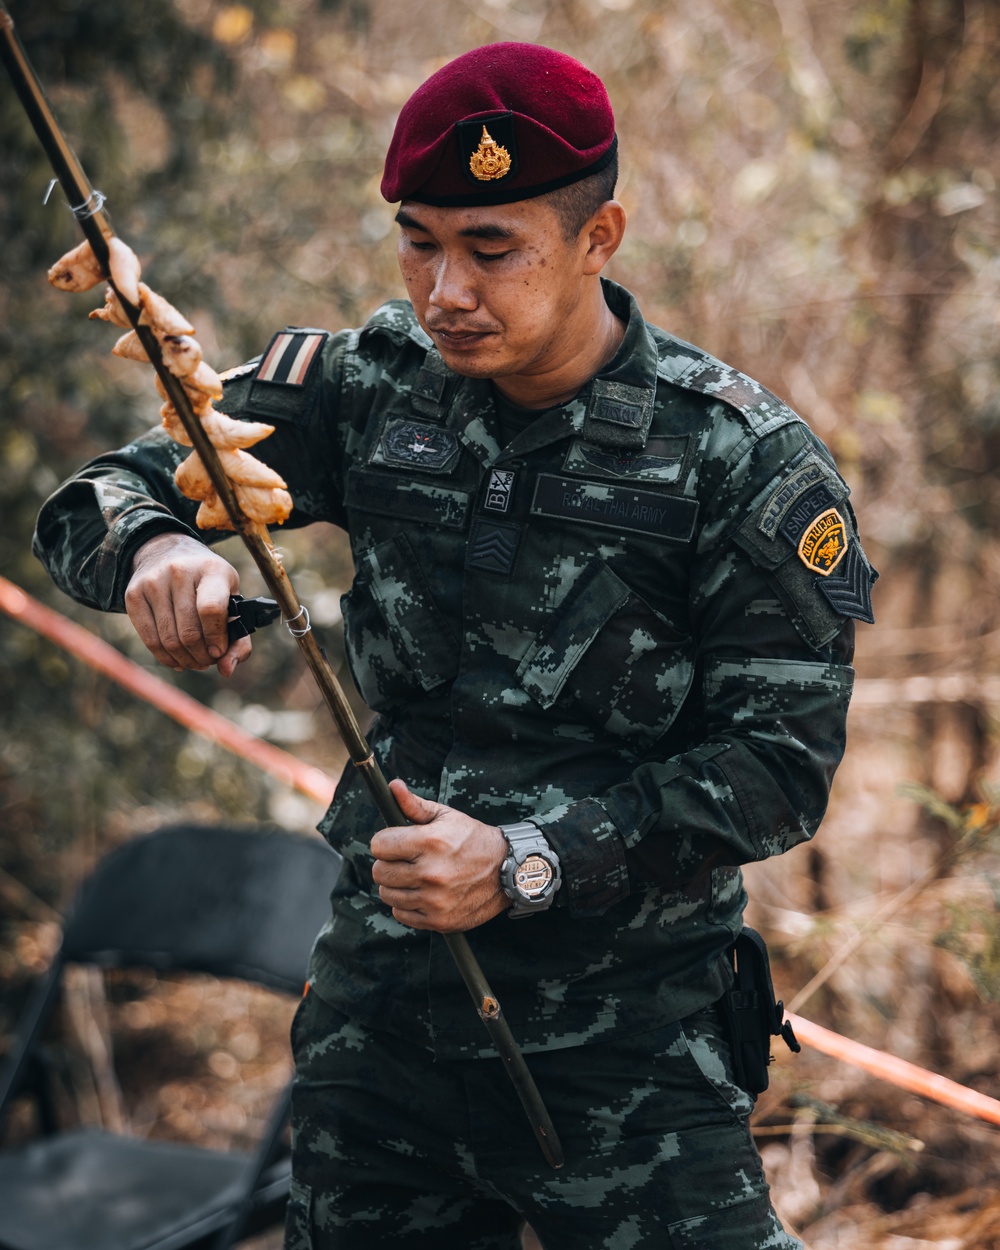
[0,1126,290,1250]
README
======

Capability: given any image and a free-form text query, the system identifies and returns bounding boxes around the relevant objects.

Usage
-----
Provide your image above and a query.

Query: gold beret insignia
[469,126,512,181]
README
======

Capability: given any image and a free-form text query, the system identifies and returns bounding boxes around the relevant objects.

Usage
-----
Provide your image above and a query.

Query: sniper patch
[758,458,835,539]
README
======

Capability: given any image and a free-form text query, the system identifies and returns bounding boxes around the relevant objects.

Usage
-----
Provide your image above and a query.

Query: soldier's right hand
[125,532,252,676]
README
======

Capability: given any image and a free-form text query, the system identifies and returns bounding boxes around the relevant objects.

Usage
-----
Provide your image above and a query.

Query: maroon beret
[381,42,616,206]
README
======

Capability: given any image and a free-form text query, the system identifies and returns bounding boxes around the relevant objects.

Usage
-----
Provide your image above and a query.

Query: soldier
[35,42,875,1250]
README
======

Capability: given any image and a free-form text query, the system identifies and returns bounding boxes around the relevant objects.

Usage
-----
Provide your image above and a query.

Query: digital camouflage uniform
[34,278,875,1248]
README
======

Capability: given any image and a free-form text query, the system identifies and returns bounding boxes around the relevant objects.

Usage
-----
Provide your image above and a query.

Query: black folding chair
[0,823,340,1250]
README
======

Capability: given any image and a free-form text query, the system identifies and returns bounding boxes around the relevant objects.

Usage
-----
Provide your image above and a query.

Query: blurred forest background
[1,0,999,1245]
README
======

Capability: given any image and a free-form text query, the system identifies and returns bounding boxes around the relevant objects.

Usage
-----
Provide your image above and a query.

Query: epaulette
[359,300,433,350]
[217,326,330,422]
[656,334,802,439]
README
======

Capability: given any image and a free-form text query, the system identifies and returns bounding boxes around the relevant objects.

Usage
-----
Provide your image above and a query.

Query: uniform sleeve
[531,421,873,918]
[32,332,351,613]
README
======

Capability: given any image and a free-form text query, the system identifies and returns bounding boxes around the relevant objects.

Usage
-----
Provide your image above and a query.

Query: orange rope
[788,1012,1000,1128]
[0,574,335,806]
[5,576,1000,1129]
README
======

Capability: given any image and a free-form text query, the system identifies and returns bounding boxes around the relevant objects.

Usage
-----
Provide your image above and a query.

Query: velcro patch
[797,508,848,576]
[530,475,698,541]
[582,379,654,449]
[380,420,459,471]
[255,331,325,386]
[466,518,521,575]
[484,468,516,513]
[564,435,688,483]
[758,457,836,539]
[780,483,839,547]
[818,541,877,623]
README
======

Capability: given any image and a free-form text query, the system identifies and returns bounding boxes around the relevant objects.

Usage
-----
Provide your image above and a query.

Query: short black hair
[542,151,619,240]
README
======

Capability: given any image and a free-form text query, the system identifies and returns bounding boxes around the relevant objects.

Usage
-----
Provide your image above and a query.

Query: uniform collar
[579,279,658,450]
[439,279,658,466]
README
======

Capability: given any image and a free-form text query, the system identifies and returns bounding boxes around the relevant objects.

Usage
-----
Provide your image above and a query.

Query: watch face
[515,854,553,899]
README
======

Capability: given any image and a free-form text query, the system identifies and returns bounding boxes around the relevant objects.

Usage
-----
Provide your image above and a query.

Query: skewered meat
[106,236,141,305]
[48,239,104,292]
[138,284,194,336]
[201,409,276,448]
[111,330,150,362]
[160,402,193,446]
[155,371,213,414]
[195,491,232,530]
[175,451,213,497]
[53,232,292,531]
[217,448,287,489]
[235,483,294,525]
[89,286,131,328]
[159,334,203,378]
[182,360,224,400]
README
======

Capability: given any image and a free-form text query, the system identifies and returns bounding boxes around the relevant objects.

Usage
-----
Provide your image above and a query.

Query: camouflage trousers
[286,988,800,1250]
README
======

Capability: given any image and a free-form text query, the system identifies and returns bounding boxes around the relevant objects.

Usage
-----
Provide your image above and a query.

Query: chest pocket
[515,557,695,751]
[341,534,460,710]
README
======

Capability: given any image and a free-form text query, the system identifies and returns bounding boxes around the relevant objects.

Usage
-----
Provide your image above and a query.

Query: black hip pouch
[721,926,800,1096]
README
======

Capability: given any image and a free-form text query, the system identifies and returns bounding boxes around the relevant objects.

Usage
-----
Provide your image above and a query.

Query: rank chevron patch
[466,518,521,576]
[817,541,877,624]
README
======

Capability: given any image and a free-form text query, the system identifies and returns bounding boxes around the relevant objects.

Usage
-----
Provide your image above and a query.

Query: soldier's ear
[581,201,626,275]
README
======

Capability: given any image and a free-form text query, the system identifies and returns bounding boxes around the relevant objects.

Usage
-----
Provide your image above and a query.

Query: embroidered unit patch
[381,420,459,470]
[797,508,848,576]
[484,469,516,513]
[256,331,324,386]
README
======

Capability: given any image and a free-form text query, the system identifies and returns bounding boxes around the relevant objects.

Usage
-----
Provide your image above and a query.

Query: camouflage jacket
[35,280,874,1059]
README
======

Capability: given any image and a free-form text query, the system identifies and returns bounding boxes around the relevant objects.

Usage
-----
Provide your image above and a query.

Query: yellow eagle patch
[797,508,848,576]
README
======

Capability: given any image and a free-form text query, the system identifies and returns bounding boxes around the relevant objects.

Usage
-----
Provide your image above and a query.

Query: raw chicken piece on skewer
[49,234,294,531]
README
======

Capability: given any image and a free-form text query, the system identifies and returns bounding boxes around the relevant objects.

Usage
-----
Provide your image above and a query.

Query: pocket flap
[516,559,633,709]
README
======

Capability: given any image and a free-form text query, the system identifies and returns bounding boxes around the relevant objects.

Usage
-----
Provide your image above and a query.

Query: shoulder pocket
[341,534,460,708]
[516,557,695,749]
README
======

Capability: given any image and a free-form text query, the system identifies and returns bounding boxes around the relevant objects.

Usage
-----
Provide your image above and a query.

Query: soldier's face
[394,198,601,391]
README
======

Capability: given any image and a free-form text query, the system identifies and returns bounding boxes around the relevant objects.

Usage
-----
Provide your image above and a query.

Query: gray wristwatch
[499,822,562,918]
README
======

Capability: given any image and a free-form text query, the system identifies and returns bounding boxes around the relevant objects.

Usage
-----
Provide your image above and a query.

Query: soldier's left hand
[370,779,510,931]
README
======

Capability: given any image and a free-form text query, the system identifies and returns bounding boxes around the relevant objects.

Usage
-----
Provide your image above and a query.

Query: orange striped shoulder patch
[255,330,326,387]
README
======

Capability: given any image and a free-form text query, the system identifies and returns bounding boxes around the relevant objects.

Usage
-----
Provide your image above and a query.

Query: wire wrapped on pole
[0,3,563,1169]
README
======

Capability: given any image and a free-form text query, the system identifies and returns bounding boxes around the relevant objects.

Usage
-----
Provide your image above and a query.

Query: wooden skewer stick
[0,4,563,1169]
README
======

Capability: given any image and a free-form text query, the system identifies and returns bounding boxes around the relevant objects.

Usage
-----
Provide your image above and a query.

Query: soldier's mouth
[430,327,496,351]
